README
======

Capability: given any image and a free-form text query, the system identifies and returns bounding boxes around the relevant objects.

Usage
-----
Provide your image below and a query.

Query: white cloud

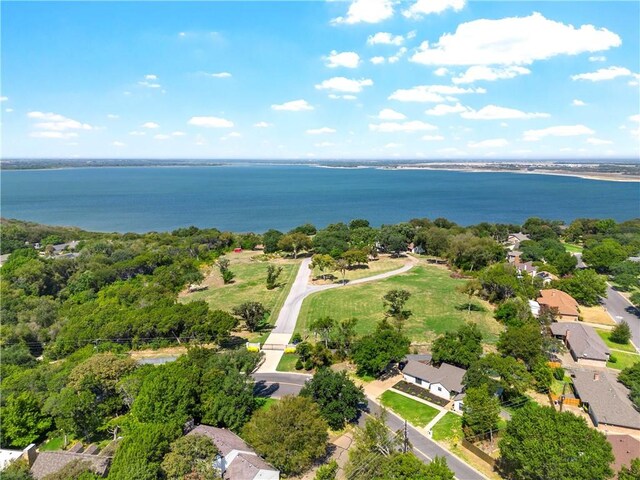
[306,127,336,135]
[30,131,79,139]
[468,138,509,148]
[377,108,406,120]
[461,105,549,120]
[254,121,273,128]
[315,77,373,93]
[367,32,404,46]
[145,74,158,80]
[187,116,234,128]
[331,0,394,25]
[328,94,358,100]
[1,96,8,102]
[403,0,465,19]
[112,141,126,147]
[589,55,606,62]
[271,99,314,111]
[630,114,640,123]
[315,142,335,148]
[425,103,468,116]
[371,56,386,65]
[385,143,403,148]
[523,124,594,141]
[586,137,612,145]
[422,134,445,141]
[369,120,437,132]
[325,51,360,69]
[571,66,632,81]
[129,131,146,136]
[141,122,160,129]
[154,134,171,140]
[107,114,119,119]
[389,84,483,102]
[434,67,449,76]
[410,12,621,66]
[27,112,93,132]
[572,99,586,106]
[203,72,232,78]
[138,76,161,88]
[227,132,241,137]
[452,65,530,84]
[172,131,186,136]
[5,108,14,113]
[388,47,407,63]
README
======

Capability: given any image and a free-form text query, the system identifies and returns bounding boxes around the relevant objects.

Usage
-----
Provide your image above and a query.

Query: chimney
[23,444,38,467]
[593,372,600,381]
[565,329,570,340]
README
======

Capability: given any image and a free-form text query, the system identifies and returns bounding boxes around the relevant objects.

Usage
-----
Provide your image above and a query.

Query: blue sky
[1,0,639,160]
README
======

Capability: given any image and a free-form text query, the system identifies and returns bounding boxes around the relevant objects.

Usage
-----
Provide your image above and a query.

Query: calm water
[1,165,638,232]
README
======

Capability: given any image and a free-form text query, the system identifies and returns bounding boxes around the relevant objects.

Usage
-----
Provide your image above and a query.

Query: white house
[402,361,466,401]
[529,300,541,317]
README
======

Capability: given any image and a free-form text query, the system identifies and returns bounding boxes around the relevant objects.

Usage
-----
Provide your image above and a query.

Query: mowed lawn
[379,391,439,427]
[596,329,638,353]
[608,351,640,371]
[180,252,299,325]
[298,265,501,344]
[310,255,406,284]
[432,412,463,442]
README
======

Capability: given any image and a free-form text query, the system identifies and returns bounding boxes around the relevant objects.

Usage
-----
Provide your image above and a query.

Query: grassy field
[277,352,301,372]
[180,251,299,325]
[595,329,638,353]
[432,413,463,442]
[310,255,406,284]
[379,391,439,427]
[298,264,501,344]
[563,243,584,254]
[608,350,640,370]
[40,436,67,451]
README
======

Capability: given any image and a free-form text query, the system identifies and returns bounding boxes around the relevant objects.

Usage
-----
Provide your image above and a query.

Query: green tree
[309,316,336,347]
[447,234,504,271]
[310,254,336,280]
[216,257,234,284]
[618,362,640,410]
[314,460,338,480]
[263,229,284,254]
[342,249,369,268]
[278,232,312,259]
[300,368,365,429]
[462,385,500,440]
[477,263,534,303]
[44,388,102,441]
[494,298,534,327]
[554,269,606,306]
[352,320,410,377]
[242,396,328,476]
[200,368,257,432]
[1,392,52,448]
[266,264,283,290]
[233,301,267,332]
[383,289,412,331]
[631,291,640,308]
[499,404,614,480]
[329,317,358,359]
[42,460,99,480]
[583,239,629,273]
[379,453,453,480]
[610,321,632,345]
[464,354,532,397]
[160,434,220,480]
[618,458,640,480]
[497,322,543,368]
[431,323,483,369]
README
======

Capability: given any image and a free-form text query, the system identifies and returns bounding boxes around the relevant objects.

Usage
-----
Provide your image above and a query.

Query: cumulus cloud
[468,138,509,148]
[434,67,449,76]
[138,74,161,88]
[328,94,358,100]
[571,66,632,81]
[523,124,594,141]
[370,56,386,65]
[589,55,606,62]
[586,138,612,145]
[452,65,530,84]
[141,122,160,129]
[203,72,232,78]
[572,99,587,106]
[389,84,484,102]
[422,134,445,141]
[425,103,468,116]
[325,51,360,68]
[0,96,8,102]
[369,120,437,132]
[461,105,550,120]
[388,47,407,63]
[28,112,93,134]
[367,32,404,46]
[403,0,465,19]
[306,127,336,134]
[315,77,373,93]
[410,13,620,66]
[377,108,406,120]
[112,141,126,147]
[187,116,234,128]
[254,121,273,127]
[271,99,314,111]
[332,0,394,25]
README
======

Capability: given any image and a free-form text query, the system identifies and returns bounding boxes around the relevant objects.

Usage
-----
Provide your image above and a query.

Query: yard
[379,390,440,427]
[608,351,640,370]
[310,254,406,284]
[298,264,501,344]
[277,352,301,372]
[595,329,638,353]
[563,243,584,254]
[180,251,299,326]
[432,412,463,442]
[580,306,615,326]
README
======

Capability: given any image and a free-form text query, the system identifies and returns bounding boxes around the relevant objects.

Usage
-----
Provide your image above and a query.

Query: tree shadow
[218,335,247,349]
[253,380,280,398]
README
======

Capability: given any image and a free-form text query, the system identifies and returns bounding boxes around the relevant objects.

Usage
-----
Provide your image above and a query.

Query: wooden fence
[461,438,497,467]
[548,393,581,407]
[547,361,562,368]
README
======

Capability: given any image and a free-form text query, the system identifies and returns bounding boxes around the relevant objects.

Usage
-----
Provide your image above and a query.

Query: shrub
[553,367,565,381]
[291,333,303,344]
[295,359,303,370]
[610,321,631,345]
[609,354,618,364]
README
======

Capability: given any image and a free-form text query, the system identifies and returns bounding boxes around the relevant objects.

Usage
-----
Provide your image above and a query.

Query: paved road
[252,372,486,480]
[602,284,640,351]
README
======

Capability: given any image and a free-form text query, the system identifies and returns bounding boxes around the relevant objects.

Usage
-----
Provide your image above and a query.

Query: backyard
[297,264,501,344]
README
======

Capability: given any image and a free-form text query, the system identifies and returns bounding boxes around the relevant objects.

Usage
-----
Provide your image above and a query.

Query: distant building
[572,370,640,431]
[550,322,610,367]
[402,361,466,401]
[535,271,558,285]
[607,434,640,475]
[537,288,580,321]
[186,425,279,480]
[506,233,530,249]
[30,446,111,479]
[514,260,537,278]
[529,300,541,317]
[506,250,522,264]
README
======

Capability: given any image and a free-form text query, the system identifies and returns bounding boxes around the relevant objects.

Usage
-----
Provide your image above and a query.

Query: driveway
[601,285,640,351]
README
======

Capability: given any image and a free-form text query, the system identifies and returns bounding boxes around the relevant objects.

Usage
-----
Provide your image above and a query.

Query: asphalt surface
[601,284,640,351]
[252,372,486,480]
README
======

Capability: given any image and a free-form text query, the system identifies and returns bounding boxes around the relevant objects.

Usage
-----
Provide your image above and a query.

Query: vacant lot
[180,251,299,325]
[298,265,501,344]
[379,391,439,428]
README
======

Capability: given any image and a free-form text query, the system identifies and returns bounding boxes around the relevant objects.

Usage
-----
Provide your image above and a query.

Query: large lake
[1,165,638,232]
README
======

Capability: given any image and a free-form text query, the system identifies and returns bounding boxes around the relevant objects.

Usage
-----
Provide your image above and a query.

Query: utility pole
[560,381,567,412]
[403,420,408,453]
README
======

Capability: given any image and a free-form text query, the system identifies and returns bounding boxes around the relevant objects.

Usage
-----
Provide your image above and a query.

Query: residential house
[572,370,640,432]
[514,260,537,278]
[186,424,279,480]
[550,322,610,367]
[506,233,530,249]
[607,434,640,476]
[529,300,541,317]
[407,242,425,255]
[401,360,466,402]
[506,250,522,264]
[30,447,111,479]
[535,271,558,285]
[537,288,580,321]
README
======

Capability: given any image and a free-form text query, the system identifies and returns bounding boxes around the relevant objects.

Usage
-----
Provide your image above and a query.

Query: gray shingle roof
[188,425,252,457]
[404,354,433,363]
[402,361,466,393]
[550,322,610,361]
[30,452,111,479]
[572,369,640,430]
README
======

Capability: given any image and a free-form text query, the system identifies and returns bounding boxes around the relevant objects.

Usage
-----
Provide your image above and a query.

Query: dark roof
[403,354,433,364]
[188,425,252,456]
[572,370,640,430]
[508,233,530,242]
[402,361,466,393]
[30,452,110,479]
[226,453,275,479]
[607,434,640,473]
[550,322,610,361]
